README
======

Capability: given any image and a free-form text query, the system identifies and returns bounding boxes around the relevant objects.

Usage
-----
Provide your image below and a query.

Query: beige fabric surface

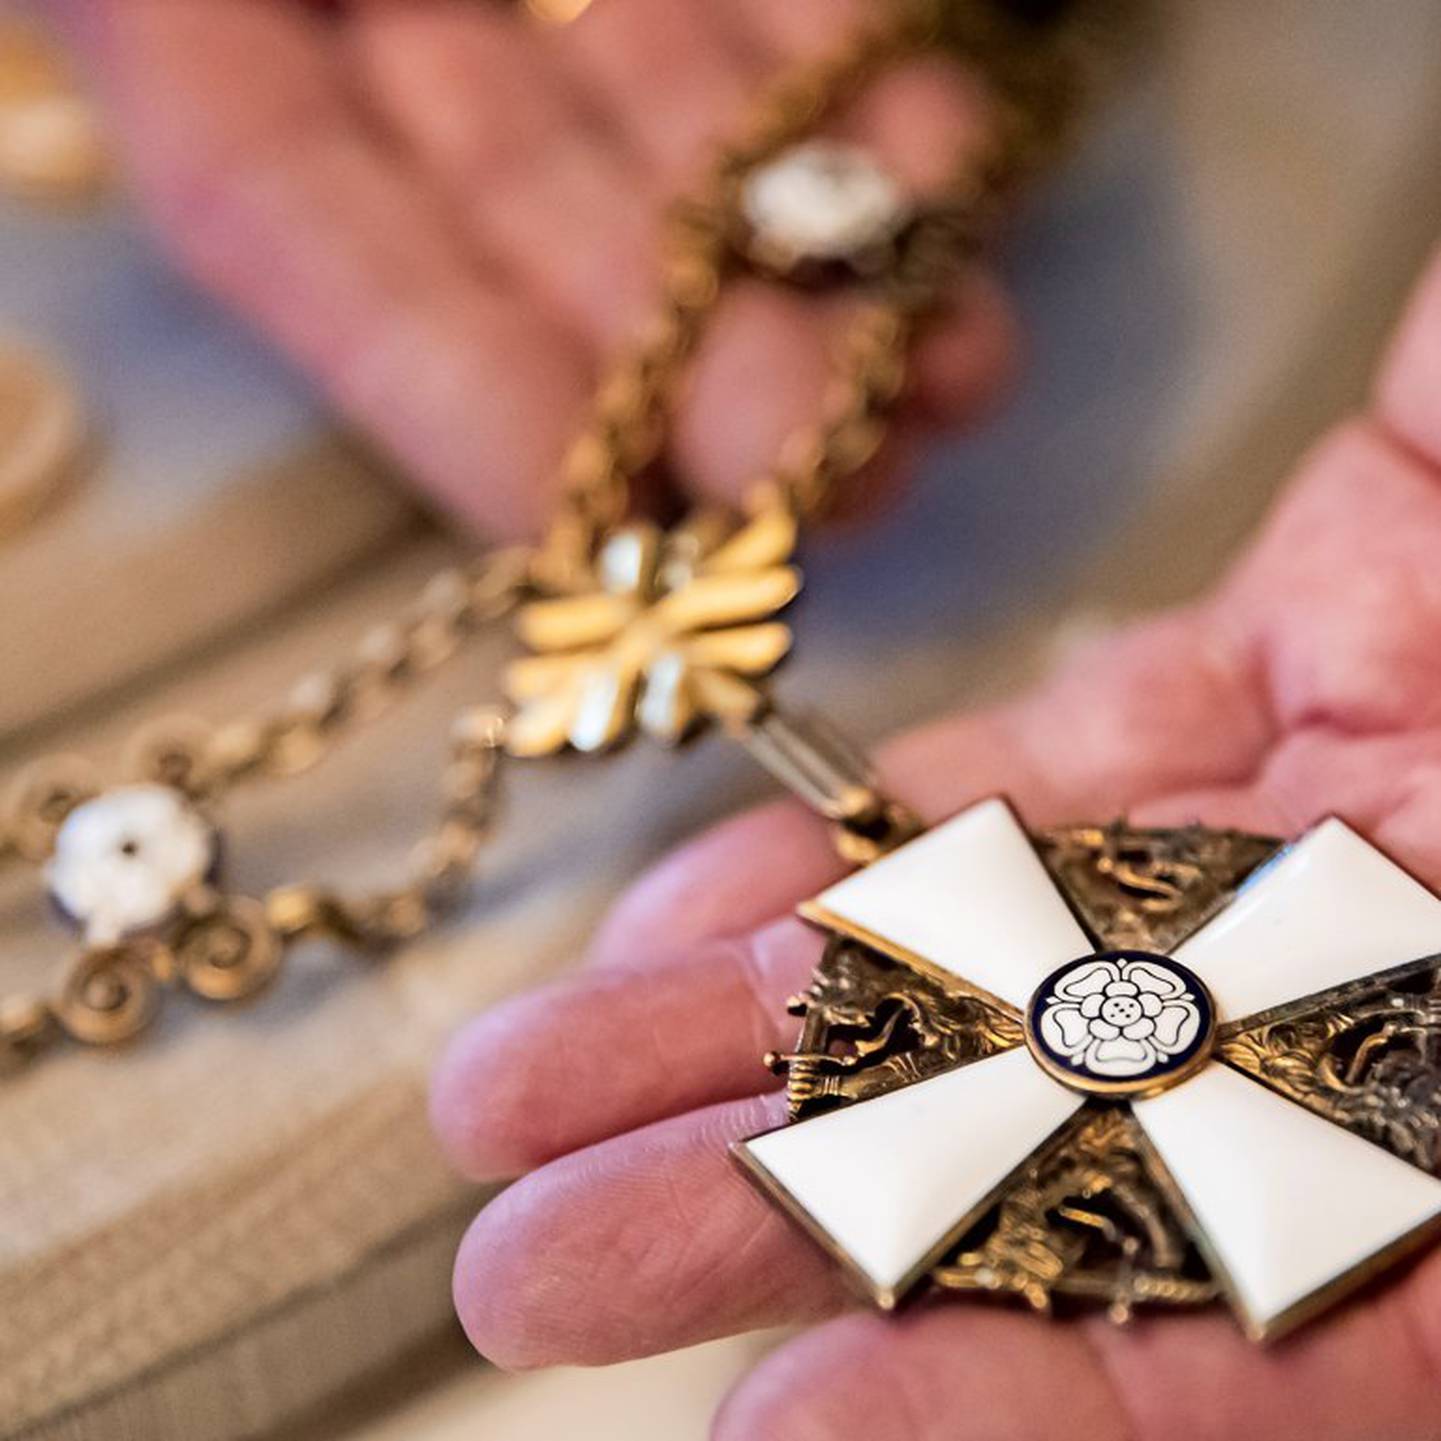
[2,3,1441,1438]
[0,434,417,742]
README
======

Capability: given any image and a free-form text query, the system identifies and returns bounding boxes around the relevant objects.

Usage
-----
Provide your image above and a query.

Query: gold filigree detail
[1035,821,1281,954]
[933,1107,1217,1320]
[51,889,282,1047]
[54,940,167,1046]
[504,507,800,755]
[768,936,1022,1120]
[1219,958,1441,1172]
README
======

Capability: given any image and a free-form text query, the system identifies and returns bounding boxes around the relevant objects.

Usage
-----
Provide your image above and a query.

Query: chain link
[1,704,511,1068]
[265,702,509,951]
[0,547,529,865]
[0,551,523,1068]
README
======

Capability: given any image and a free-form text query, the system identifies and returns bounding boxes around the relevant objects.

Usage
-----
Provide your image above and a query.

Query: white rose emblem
[1036,956,1202,1079]
[47,784,217,945]
[741,141,910,267]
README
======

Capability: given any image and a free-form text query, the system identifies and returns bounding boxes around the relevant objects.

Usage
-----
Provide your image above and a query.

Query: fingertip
[837,52,992,195]
[1376,243,1441,469]
[429,988,570,1181]
[455,1094,839,1369]
[452,1186,552,1371]
[711,1315,898,1441]
[676,279,829,507]
[910,270,1023,423]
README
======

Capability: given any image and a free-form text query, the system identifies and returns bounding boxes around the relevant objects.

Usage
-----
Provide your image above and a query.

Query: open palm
[432,249,1441,1440]
[71,0,1015,536]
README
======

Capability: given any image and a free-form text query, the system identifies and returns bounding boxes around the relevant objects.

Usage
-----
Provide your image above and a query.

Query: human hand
[65,0,1017,537]
[430,244,1441,1441]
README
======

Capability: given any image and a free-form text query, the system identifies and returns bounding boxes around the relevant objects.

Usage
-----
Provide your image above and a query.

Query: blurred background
[2,2,1440,1437]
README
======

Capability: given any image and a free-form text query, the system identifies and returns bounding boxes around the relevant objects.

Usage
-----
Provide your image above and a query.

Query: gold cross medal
[736,799,1441,1340]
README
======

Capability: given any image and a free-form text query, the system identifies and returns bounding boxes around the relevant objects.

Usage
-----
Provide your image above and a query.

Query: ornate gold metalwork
[1035,821,1281,954]
[770,936,1023,1119]
[534,0,1103,579]
[0,551,529,866]
[728,702,923,863]
[53,940,167,1048]
[932,1107,1218,1320]
[505,508,800,755]
[768,822,1281,1318]
[1219,956,1441,1173]
[0,342,86,541]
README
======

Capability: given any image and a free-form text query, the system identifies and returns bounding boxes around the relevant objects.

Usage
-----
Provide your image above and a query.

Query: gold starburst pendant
[738,799,1441,1340]
[503,505,800,756]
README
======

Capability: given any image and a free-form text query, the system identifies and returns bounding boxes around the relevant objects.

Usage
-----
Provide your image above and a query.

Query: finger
[1081,1265,1441,1441]
[1129,781,1296,839]
[714,1279,1441,1441]
[1215,422,1441,737]
[1377,242,1441,467]
[585,799,838,966]
[348,3,659,348]
[451,1093,849,1369]
[833,52,993,194]
[714,1308,1125,1441]
[1136,726,1441,881]
[749,0,939,69]
[738,0,868,64]
[94,0,589,537]
[559,0,760,186]
[431,917,810,1180]
[907,270,1024,418]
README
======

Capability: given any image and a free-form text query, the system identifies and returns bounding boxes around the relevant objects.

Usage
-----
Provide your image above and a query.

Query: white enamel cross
[735,797,1441,1339]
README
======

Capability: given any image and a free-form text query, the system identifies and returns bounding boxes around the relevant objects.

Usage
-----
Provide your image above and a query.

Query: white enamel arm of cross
[735,798,1441,1339]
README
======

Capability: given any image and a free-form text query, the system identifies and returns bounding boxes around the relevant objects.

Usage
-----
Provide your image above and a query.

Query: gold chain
[539,0,1097,569]
[537,4,933,579]
[0,0,1101,1068]
[0,546,530,864]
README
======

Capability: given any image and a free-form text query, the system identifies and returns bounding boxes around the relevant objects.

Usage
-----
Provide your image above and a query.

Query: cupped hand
[430,246,1441,1441]
[65,0,1016,536]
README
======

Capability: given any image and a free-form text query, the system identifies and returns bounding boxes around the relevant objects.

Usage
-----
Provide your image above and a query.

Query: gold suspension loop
[731,702,921,865]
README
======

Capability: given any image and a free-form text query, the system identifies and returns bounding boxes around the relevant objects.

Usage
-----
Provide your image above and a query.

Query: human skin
[432,248,1441,1441]
[63,0,1018,537]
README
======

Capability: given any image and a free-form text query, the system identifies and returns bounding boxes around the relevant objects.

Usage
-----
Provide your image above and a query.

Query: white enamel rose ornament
[740,140,910,271]
[47,783,217,944]
[1034,953,1204,1080]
